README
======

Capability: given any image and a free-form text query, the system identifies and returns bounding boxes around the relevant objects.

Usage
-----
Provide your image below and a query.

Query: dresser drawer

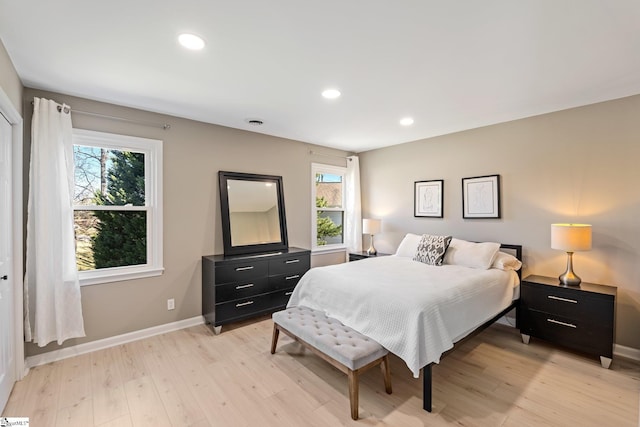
[520,309,613,357]
[215,276,270,302]
[215,292,274,323]
[271,287,295,309]
[269,255,311,275]
[521,283,614,326]
[215,288,295,324]
[270,271,304,290]
[215,260,268,284]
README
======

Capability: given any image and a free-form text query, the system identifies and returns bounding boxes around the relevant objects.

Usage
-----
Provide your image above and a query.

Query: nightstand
[348,251,391,262]
[518,275,616,368]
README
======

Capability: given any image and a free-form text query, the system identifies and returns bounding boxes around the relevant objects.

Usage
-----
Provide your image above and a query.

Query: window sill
[79,266,165,286]
[312,245,347,255]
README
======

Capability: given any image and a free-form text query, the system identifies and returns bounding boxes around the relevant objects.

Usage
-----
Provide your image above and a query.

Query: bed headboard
[499,243,523,280]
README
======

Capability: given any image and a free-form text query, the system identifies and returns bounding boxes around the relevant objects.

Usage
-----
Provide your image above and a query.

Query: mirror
[218,171,289,256]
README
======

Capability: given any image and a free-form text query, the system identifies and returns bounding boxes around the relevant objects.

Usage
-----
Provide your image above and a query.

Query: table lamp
[362,219,381,255]
[551,223,592,286]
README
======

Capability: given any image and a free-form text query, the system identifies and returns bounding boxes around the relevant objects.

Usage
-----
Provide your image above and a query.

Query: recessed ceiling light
[400,117,414,126]
[178,33,205,50]
[322,89,341,99]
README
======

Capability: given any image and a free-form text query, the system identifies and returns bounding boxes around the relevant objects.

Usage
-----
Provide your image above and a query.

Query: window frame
[72,129,163,286]
[311,163,347,253]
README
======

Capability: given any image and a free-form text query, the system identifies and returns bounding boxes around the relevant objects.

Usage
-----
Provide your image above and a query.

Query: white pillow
[491,251,522,271]
[395,233,422,257]
[443,238,500,270]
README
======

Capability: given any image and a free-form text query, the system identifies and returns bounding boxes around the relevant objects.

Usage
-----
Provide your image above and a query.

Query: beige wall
[359,94,640,350]
[23,88,348,356]
[0,38,22,115]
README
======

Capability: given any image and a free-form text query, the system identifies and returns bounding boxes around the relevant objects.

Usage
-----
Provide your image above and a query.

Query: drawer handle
[285,259,300,264]
[285,291,293,296]
[548,295,578,304]
[547,318,577,328]
[235,283,254,290]
[236,301,254,308]
[285,275,300,280]
[235,266,254,271]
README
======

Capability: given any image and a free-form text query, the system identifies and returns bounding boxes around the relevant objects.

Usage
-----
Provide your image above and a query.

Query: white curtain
[345,155,362,252]
[24,97,85,346]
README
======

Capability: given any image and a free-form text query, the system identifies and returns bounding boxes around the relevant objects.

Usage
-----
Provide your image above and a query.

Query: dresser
[518,275,616,368]
[202,247,310,333]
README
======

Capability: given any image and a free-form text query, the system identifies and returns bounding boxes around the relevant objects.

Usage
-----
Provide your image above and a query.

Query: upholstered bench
[271,306,392,420]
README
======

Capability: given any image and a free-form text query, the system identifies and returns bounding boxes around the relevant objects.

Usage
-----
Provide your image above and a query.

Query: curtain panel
[24,97,85,346]
[345,155,362,253]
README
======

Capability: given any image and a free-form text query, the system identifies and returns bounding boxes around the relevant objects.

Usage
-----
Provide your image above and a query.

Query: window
[72,129,163,285]
[312,163,346,251]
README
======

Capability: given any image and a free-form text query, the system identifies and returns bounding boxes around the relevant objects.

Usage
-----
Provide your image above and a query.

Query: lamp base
[559,272,581,287]
[366,234,377,256]
[559,252,581,287]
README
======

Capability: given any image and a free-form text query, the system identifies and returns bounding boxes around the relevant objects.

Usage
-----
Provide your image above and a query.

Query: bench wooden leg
[348,370,359,420]
[270,324,280,355]
[381,355,392,394]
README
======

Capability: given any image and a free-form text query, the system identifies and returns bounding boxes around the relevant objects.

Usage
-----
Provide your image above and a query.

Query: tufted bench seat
[271,306,392,420]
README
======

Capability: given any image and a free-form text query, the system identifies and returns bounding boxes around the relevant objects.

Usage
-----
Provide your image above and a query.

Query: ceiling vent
[245,118,264,126]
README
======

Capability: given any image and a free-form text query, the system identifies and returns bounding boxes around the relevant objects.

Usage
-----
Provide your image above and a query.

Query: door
[0,113,15,412]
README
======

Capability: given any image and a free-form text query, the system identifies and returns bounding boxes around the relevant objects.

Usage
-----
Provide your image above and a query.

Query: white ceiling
[2,1,639,152]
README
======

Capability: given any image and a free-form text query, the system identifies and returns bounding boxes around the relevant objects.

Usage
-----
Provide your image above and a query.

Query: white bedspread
[287,256,519,378]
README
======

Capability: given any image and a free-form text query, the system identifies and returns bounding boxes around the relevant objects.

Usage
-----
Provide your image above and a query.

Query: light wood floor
[3,316,639,426]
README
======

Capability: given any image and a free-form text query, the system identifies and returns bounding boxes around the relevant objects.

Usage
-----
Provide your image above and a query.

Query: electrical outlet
[167,298,175,310]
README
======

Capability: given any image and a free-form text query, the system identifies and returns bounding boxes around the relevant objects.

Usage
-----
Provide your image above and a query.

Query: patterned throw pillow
[413,234,453,266]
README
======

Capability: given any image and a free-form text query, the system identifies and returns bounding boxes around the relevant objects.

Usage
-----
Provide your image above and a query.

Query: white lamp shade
[551,224,592,251]
[362,218,381,235]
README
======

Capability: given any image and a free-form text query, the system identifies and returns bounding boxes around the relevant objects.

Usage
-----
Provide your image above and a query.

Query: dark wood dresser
[518,274,616,368]
[202,247,310,333]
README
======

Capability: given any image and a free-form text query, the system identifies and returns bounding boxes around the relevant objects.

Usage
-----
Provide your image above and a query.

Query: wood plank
[90,346,130,425]
[58,352,92,409]
[123,375,171,427]
[55,397,93,427]
[142,346,207,426]
[19,361,63,426]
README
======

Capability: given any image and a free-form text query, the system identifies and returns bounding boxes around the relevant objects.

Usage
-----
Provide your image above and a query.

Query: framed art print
[414,180,443,218]
[462,174,500,219]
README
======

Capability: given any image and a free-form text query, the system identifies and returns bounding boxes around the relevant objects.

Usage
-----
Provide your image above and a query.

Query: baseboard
[495,316,640,362]
[613,343,640,362]
[25,315,205,369]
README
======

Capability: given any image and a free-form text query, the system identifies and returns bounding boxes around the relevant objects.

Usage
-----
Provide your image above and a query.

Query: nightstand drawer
[520,309,613,357]
[521,283,614,326]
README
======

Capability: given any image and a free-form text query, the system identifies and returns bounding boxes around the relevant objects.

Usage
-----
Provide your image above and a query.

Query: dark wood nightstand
[518,275,616,368]
[348,251,391,262]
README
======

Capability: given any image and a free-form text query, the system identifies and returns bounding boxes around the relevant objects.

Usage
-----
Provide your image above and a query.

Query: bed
[286,235,522,412]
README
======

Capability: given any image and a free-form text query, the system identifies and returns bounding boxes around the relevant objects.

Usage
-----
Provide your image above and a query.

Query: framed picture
[462,174,501,219]
[414,180,443,218]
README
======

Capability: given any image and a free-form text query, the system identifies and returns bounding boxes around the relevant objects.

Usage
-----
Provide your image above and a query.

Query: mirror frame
[218,171,289,256]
